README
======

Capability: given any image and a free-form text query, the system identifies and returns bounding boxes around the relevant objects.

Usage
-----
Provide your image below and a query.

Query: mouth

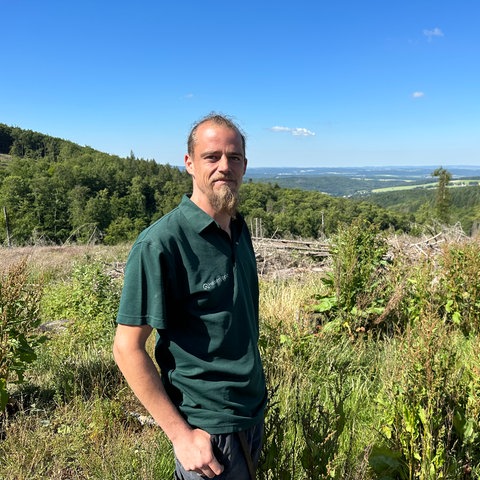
[213,177,236,186]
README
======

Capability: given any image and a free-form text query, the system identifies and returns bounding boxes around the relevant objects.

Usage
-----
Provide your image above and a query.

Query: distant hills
[246,166,480,197]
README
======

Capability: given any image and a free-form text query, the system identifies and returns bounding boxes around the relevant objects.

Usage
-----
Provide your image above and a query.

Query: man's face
[185,122,247,217]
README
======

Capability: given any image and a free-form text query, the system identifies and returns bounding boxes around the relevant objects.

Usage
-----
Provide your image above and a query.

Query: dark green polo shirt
[116,195,266,433]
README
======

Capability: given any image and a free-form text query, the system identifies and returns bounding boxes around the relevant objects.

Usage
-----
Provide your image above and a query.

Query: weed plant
[372,316,480,479]
[0,258,45,412]
[439,242,480,335]
[311,220,393,336]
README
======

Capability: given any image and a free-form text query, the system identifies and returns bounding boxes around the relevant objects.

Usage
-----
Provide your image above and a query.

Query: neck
[217,216,232,236]
[189,193,233,234]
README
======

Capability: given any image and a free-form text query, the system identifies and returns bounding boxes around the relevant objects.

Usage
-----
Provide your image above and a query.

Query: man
[113,113,267,479]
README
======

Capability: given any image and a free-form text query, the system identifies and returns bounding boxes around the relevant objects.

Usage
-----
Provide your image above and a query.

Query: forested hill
[0,123,411,246]
[367,186,480,236]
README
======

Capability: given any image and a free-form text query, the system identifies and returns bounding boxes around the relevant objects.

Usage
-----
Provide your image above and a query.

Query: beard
[208,183,239,217]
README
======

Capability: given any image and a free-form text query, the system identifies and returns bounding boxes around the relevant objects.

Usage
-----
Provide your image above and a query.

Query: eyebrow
[200,150,244,158]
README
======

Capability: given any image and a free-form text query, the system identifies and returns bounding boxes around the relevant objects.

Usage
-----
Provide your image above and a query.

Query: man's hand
[173,428,224,478]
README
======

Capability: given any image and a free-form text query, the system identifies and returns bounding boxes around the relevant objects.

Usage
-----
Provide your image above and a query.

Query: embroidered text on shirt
[203,274,229,291]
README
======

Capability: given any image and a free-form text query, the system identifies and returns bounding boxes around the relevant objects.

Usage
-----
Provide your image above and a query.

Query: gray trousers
[174,422,263,480]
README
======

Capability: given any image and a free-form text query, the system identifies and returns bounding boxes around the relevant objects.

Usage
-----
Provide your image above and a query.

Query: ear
[243,157,248,175]
[184,154,194,175]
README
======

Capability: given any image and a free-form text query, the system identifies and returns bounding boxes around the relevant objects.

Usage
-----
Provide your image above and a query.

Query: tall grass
[258,275,382,479]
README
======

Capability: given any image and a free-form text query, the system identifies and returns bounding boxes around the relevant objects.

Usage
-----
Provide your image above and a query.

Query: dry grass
[0,244,131,277]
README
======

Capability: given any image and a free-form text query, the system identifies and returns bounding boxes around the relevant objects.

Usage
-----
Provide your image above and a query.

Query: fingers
[191,465,223,478]
[174,428,224,477]
[207,457,224,477]
[192,450,224,478]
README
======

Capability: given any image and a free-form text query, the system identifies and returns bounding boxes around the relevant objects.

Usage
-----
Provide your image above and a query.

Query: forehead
[194,123,243,152]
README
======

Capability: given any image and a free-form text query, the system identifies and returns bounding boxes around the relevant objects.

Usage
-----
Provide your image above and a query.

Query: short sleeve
[116,240,168,330]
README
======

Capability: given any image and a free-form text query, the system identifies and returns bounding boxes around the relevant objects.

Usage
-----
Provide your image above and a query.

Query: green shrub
[0,259,45,411]
[311,220,391,335]
[40,259,121,351]
[35,259,122,405]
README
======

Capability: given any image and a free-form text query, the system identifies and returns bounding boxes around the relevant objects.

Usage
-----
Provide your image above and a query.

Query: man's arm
[113,324,223,478]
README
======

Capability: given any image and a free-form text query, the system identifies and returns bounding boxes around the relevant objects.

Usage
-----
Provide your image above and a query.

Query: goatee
[209,185,239,217]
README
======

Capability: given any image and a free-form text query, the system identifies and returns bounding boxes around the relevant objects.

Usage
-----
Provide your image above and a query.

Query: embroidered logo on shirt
[203,273,229,291]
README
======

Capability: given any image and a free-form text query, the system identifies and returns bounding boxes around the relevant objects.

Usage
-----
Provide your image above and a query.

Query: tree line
[1,123,413,246]
[368,171,480,235]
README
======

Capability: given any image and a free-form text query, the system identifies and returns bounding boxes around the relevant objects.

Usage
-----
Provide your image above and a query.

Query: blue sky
[2,0,479,168]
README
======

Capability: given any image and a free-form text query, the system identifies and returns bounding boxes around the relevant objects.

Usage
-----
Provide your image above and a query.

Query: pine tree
[432,167,452,224]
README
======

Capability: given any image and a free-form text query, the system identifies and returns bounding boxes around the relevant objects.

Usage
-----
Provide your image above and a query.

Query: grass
[372,179,480,194]
[1,236,480,479]
[0,244,131,279]
[1,396,174,479]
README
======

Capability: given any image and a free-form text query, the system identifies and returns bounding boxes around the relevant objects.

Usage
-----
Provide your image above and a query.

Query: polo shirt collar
[180,194,218,233]
[180,194,244,237]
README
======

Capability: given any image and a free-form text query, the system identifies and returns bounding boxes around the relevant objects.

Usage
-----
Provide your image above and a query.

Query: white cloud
[412,91,425,99]
[270,126,291,132]
[291,127,316,136]
[183,93,194,99]
[423,27,444,41]
[270,126,316,136]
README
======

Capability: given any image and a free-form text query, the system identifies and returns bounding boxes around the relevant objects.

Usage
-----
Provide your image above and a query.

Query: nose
[218,154,231,172]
